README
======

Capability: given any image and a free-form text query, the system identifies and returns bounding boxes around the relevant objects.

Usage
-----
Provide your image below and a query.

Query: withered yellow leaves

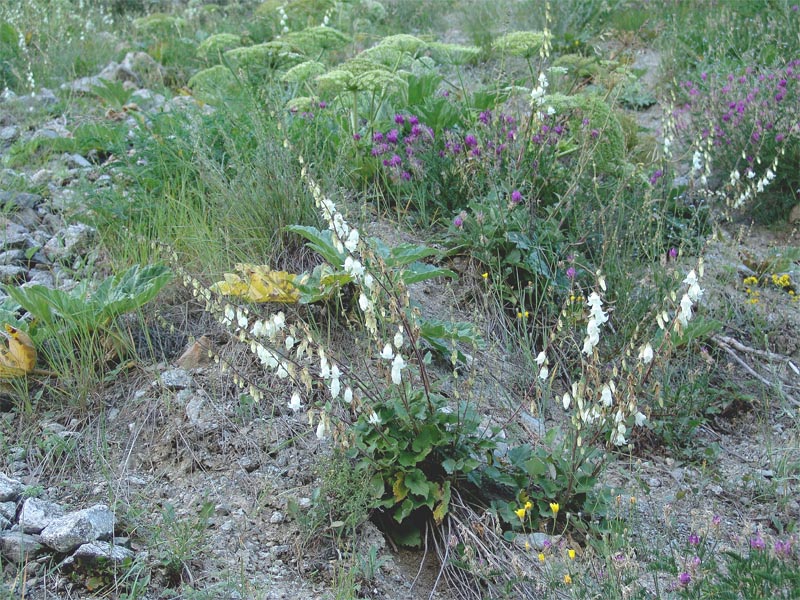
[0,324,37,378]
[212,264,301,303]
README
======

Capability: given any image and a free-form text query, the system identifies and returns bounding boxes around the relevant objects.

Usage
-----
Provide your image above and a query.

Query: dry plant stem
[712,334,800,375]
[711,337,799,406]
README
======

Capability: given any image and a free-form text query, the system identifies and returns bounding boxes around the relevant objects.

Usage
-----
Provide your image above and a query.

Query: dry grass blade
[429,490,563,600]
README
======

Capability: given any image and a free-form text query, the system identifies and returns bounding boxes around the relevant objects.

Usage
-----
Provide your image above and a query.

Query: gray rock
[0,249,26,265]
[20,498,65,534]
[0,89,17,103]
[0,531,44,563]
[0,501,16,521]
[269,511,285,524]
[0,265,26,284]
[0,473,23,502]
[63,540,135,565]
[25,269,54,288]
[39,504,115,553]
[160,368,193,390]
[2,222,35,249]
[0,126,19,143]
[0,515,10,530]
[129,88,166,112]
[13,208,42,231]
[43,223,96,260]
[520,412,546,437]
[64,153,92,169]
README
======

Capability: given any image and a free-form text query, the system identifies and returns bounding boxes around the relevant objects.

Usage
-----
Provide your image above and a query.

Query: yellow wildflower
[568,548,576,560]
[481,272,488,280]
[564,574,572,585]
[515,507,527,520]
[525,541,531,551]
[538,552,545,562]
[524,501,532,510]
[550,502,559,515]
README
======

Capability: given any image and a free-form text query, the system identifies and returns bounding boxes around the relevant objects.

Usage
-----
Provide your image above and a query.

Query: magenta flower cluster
[678,60,800,178]
[370,114,435,183]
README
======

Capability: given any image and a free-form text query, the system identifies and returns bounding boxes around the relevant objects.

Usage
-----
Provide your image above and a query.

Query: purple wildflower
[566,267,576,279]
[453,215,464,228]
[318,101,327,109]
[774,539,792,556]
[479,111,491,124]
[394,114,405,125]
[387,129,399,144]
[352,133,361,141]
[750,534,766,550]
[590,129,599,139]
[373,132,384,143]
[408,115,419,125]
[511,190,523,204]
[669,247,678,259]
[678,572,691,586]
[712,515,721,526]
[464,134,478,148]
[689,533,700,546]
[387,154,402,167]
[400,171,411,181]
[649,169,664,185]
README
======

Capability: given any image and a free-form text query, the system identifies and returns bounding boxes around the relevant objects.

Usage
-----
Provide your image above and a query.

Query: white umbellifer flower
[638,342,654,364]
[368,411,381,425]
[343,387,353,404]
[330,365,341,399]
[288,392,302,412]
[634,411,647,427]
[391,354,406,384]
[380,344,394,360]
[393,330,404,349]
[600,384,613,407]
[562,392,571,410]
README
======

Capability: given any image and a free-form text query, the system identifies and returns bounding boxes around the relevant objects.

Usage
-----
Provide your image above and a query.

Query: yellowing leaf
[0,324,36,378]
[212,264,300,303]
[392,472,408,503]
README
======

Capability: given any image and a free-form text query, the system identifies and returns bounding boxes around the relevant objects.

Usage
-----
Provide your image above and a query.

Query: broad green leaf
[411,424,442,453]
[401,262,457,284]
[524,456,547,477]
[404,469,430,498]
[286,225,346,267]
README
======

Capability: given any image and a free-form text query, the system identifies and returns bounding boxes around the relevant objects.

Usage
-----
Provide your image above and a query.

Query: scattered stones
[0,125,19,143]
[62,540,135,566]
[269,511,285,524]
[176,335,216,369]
[0,473,24,501]
[0,531,45,563]
[43,223,97,261]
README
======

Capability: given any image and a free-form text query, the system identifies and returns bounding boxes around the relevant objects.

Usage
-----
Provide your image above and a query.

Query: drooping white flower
[343,386,353,404]
[368,411,381,425]
[539,366,549,381]
[391,353,406,384]
[535,351,546,366]
[600,384,613,407]
[344,256,365,278]
[315,417,328,440]
[363,273,375,290]
[380,344,394,360]
[562,392,571,410]
[634,411,647,427]
[330,364,341,399]
[288,392,302,412]
[638,342,654,365]
[393,329,404,349]
[358,292,370,311]
[678,293,693,327]
[344,229,359,252]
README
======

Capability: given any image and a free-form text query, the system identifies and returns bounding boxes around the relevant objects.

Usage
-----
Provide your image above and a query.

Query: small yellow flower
[524,501,532,510]
[630,496,637,505]
[525,541,531,551]
[481,272,488,280]
[550,502,559,515]
[568,548,576,560]
[564,574,572,585]
[515,508,527,520]
[517,312,523,319]
[538,552,545,562]
[524,310,530,318]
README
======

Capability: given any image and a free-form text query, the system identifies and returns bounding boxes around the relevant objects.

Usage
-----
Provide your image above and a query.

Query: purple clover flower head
[352,133,361,141]
[712,515,722,526]
[387,129,399,144]
[701,72,707,81]
[409,115,419,125]
[453,215,463,228]
[479,111,491,124]
[400,171,411,181]
[751,534,766,550]
[669,247,678,259]
[511,190,523,204]
[590,129,600,139]
[411,124,422,137]
[451,143,461,155]
[470,148,481,158]
[582,117,590,127]
[318,101,327,109]
[464,134,478,149]
[678,572,691,586]
[387,154,402,167]
[692,556,701,567]
[395,114,405,125]
[373,132,384,143]
[776,133,785,142]
[688,533,700,546]
[649,169,664,185]
[774,539,792,556]
[566,267,577,279]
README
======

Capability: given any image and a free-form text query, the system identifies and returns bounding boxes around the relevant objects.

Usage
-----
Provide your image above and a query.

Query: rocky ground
[1,38,799,600]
